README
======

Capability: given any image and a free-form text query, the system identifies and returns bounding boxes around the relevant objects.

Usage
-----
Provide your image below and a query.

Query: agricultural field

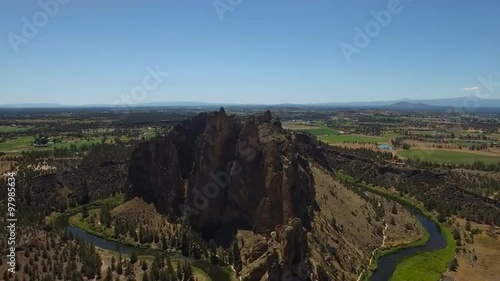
[0,135,35,153]
[397,149,500,165]
[0,136,104,154]
[285,121,397,144]
[0,125,32,132]
[318,134,388,144]
[284,113,500,168]
[300,127,339,136]
[0,129,160,155]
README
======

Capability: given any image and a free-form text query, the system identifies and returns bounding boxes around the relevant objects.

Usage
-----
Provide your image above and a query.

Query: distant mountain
[309,97,500,109]
[2,97,500,109]
[401,97,500,108]
[0,103,64,108]
[140,101,215,107]
[385,101,435,110]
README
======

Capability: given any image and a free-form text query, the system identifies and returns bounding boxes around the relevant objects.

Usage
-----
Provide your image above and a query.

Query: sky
[1,0,499,105]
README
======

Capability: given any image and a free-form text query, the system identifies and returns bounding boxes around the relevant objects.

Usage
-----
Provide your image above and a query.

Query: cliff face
[128,110,385,280]
[128,109,316,234]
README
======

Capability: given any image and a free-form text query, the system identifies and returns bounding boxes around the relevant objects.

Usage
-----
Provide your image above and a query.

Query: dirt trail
[357,217,388,281]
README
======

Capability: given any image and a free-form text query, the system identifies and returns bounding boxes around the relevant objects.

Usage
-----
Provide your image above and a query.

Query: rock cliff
[128,109,383,280]
[128,109,315,234]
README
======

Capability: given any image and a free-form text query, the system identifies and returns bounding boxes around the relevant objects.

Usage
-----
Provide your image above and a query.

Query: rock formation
[128,109,384,280]
[128,108,315,234]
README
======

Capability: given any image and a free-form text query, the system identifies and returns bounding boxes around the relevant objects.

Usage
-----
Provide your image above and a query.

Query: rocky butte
[128,109,385,281]
[128,108,315,233]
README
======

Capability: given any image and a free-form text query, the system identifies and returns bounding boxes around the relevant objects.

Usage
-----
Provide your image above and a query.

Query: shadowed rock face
[127,111,389,280]
[128,109,316,234]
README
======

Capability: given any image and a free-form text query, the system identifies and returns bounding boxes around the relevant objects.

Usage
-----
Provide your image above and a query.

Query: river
[66,225,148,256]
[64,225,233,281]
[369,212,447,281]
[61,202,446,281]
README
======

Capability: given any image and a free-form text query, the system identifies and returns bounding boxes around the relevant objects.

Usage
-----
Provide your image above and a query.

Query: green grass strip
[337,172,456,281]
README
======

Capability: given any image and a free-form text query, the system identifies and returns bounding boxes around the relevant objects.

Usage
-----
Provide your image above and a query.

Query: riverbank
[367,187,455,281]
[52,193,125,229]
[356,221,388,281]
[53,195,235,281]
[337,172,456,281]
[54,194,163,251]
[69,211,154,250]
[366,186,456,281]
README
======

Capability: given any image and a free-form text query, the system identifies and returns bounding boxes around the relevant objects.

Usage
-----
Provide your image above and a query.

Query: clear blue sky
[1,0,499,105]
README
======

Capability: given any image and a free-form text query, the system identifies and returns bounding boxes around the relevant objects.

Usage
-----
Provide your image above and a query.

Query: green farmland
[292,122,396,144]
[0,136,35,153]
[300,128,340,136]
[397,149,500,165]
[0,125,32,132]
[0,136,104,154]
[319,134,388,144]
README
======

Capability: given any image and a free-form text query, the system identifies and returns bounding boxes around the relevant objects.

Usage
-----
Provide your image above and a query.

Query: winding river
[370,212,447,281]
[59,202,447,281]
[56,216,232,281]
[66,225,147,256]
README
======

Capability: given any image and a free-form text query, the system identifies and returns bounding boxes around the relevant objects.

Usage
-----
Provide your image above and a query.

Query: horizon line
[2,95,499,107]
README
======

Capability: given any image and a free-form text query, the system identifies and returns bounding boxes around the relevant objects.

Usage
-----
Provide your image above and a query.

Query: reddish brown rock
[128,109,316,234]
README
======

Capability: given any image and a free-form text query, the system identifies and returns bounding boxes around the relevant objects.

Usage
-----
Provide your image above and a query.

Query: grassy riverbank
[69,213,226,281]
[52,193,125,228]
[53,194,235,281]
[68,211,153,250]
[364,184,455,281]
[337,172,456,281]
[391,227,455,281]
[54,193,163,251]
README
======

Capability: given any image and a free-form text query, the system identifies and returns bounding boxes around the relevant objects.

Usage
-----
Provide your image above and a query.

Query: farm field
[0,136,102,154]
[0,134,153,155]
[300,128,340,136]
[318,134,388,144]
[282,123,318,130]
[397,149,500,165]
[283,119,500,168]
[0,125,32,132]
[0,136,35,153]
[284,121,398,144]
